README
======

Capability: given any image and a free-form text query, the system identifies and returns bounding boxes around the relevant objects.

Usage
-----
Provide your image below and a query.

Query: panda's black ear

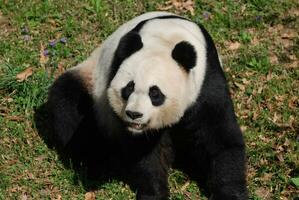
[109,32,143,82]
[172,41,197,72]
[116,31,143,60]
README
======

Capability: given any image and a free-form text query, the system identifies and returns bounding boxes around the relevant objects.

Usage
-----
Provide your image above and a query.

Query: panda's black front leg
[208,146,248,200]
[130,140,172,200]
[188,100,248,199]
[134,156,169,200]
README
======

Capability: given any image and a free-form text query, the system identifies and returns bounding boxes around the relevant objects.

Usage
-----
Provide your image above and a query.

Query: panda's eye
[121,81,134,100]
[149,86,165,106]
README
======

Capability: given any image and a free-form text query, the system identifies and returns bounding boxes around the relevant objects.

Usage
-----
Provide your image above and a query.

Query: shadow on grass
[34,102,134,191]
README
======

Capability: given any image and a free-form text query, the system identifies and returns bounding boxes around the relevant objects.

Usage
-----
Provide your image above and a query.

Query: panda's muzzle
[125,121,149,133]
[128,122,146,130]
[124,111,148,132]
[125,110,143,120]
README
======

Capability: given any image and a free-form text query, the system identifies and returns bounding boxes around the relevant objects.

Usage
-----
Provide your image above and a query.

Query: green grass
[0,0,298,199]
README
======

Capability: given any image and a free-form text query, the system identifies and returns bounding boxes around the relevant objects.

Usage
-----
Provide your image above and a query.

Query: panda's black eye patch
[121,81,135,100]
[149,86,165,106]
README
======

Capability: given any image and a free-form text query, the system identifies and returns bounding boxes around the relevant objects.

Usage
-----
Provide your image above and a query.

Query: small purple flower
[59,37,67,44]
[43,49,50,56]
[49,40,57,47]
[21,26,29,34]
[255,16,262,21]
[202,11,211,20]
[23,35,31,41]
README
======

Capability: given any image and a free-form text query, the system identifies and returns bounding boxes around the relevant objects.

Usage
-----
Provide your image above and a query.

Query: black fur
[47,72,94,146]
[149,85,165,106]
[109,32,143,82]
[43,16,247,200]
[172,41,197,71]
[131,15,188,33]
[121,80,135,101]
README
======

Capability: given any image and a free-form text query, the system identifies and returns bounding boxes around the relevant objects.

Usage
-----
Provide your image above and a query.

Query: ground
[0,0,298,199]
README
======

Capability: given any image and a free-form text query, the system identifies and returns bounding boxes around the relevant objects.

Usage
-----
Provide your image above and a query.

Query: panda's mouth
[126,122,147,133]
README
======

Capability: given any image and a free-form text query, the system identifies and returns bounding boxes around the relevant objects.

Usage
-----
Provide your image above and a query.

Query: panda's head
[107,31,198,134]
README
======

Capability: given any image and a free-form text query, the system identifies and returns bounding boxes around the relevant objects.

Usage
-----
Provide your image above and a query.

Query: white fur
[69,46,101,92]
[108,49,189,132]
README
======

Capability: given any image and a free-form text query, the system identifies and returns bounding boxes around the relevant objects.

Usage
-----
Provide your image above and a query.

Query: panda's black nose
[126,110,143,120]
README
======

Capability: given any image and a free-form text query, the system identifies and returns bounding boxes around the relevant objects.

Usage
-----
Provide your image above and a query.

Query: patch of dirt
[157,0,195,16]
[0,11,14,38]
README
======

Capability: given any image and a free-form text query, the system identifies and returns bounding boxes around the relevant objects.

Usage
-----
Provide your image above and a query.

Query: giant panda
[47,12,247,200]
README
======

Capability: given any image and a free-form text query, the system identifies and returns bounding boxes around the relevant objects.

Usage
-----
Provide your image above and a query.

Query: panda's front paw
[209,189,248,200]
[137,194,168,200]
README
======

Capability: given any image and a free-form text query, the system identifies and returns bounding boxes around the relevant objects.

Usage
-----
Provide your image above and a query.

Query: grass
[0,0,298,199]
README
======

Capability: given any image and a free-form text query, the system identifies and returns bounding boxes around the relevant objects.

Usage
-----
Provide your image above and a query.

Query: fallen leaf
[251,36,259,46]
[240,126,247,132]
[20,193,28,200]
[0,113,24,121]
[157,0,195,15]
[181,0,195,16]
[181,181,190,191]
[277,153,284,162]
[158,4,173,11]
[0,11,10,26]
[260,173,273,182]
[241,78,250,85]
[269,53,279,65]
[266,72,273,81]
[184,191,194,200]
[27,172,34,180]
[48,18,57,27]
[268,24,284,35]
[246,95,252,105]
[35,155,46,162]
[227,41,240,50]
[283,138,291,147]
[255,187,272,200]
[281,38,293,48]
[240,5,246,13]
[16,67,33,82]
[260,158,268,165]
[258,135,271,143]
[85,192,96,200]
[285,60,298,69]
[281,29,297,39]
[288,116,295,130]
[289,8,299,17]
[272,112,281,123]
[247,165,257,180]
[234,82,245,91]
[252,110,259,120]
[288,96,298,109]
[277,145,284,152]
[288,54,297,61]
